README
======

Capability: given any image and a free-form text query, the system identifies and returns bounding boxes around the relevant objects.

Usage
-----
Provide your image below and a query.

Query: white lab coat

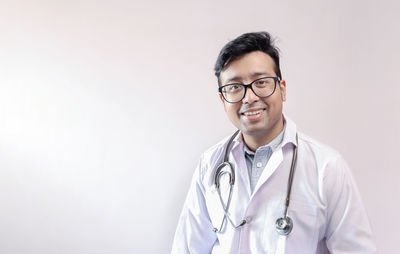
[172,117,377,254]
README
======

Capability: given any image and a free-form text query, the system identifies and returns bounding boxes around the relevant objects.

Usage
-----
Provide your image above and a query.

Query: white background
[0,0,399,253]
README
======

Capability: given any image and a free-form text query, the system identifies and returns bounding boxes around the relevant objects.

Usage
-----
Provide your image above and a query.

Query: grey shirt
[243,127,285,193]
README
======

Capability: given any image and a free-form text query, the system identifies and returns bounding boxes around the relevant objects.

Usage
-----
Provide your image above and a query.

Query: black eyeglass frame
[218,76,281,103]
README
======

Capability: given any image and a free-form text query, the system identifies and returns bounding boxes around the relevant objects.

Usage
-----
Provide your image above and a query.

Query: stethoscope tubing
[214,130,298,236]
[283,134,298,216]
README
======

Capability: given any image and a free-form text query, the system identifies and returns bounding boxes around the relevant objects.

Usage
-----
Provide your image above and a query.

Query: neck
[242,116,284,152]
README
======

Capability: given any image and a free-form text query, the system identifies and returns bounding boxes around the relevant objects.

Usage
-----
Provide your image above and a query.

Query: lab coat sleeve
[171,156,217,254]
[324,156,378,253]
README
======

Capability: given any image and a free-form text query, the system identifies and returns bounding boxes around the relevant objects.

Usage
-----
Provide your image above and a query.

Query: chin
[240,126,270,136]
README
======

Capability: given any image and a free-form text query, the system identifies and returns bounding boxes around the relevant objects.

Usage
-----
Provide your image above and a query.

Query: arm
[324,156,378,253]
[171,157,217,254]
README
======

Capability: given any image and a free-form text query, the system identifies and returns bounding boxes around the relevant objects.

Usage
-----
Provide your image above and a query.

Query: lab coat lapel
[231,143,251,199]
[251,148,283,197]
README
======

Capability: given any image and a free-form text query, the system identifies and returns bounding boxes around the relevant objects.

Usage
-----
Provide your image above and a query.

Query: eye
[254,78,273,88]
[225,84,243,93]
[231,84,241,90]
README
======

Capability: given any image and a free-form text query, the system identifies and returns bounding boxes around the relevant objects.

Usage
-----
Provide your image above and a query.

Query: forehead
[220,51,276,84]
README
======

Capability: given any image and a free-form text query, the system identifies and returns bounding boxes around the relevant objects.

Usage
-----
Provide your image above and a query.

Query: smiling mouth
[241,109,266,116]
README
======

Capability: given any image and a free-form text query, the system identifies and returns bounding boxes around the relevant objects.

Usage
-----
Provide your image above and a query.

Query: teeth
[244,110,262,116]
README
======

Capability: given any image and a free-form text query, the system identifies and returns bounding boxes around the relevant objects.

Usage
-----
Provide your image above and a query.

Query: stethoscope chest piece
[275,216,293,236]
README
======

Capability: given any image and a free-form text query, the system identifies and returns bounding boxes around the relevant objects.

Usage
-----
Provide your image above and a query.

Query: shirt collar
[230,114,298,153]
[243,126,285,155]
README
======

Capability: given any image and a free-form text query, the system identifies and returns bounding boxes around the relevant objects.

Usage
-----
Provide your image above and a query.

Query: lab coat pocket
[285,200,318,252]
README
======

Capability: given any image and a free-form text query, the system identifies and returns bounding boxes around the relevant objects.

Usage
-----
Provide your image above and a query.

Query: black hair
[214,32,282,84]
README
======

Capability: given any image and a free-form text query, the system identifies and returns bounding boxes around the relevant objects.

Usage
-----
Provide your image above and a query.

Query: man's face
[219,51,286,138]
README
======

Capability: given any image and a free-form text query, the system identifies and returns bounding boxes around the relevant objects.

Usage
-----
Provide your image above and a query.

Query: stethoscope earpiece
[275,216,293,236]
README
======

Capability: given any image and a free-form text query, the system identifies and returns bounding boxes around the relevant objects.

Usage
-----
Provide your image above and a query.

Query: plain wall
[1,0,399,253]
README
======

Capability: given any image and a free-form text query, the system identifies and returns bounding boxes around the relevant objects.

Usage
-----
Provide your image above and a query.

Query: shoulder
[297,132,348,176]
[284,116,343,166]
[298,132,342,161]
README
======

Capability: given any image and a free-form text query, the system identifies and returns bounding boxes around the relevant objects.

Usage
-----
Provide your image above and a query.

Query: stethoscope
[213,130,298,236]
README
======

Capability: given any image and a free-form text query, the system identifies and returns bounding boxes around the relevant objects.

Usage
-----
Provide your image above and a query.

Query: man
[172,32,377,253]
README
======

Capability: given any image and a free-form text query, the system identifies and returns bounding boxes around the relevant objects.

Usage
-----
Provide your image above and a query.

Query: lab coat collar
[280,115,298,149]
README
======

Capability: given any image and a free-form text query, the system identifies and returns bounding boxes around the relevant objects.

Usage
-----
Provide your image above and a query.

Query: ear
[279,80,287,101]
[218,93,228,111]
[218,93,225,103]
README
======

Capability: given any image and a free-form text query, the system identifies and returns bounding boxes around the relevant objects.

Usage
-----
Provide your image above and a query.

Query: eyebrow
[226,72,271,84]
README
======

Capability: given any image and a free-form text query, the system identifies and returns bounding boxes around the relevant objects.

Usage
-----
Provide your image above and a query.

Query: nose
[242,87,259,104]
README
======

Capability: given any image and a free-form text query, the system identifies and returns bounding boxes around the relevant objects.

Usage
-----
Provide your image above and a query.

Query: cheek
[262,98,282,116]
[225,105,240,120]
[224,103,237,113]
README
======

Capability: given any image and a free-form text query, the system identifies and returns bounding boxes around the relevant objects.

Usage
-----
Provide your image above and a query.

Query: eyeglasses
[218,76,280,103]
